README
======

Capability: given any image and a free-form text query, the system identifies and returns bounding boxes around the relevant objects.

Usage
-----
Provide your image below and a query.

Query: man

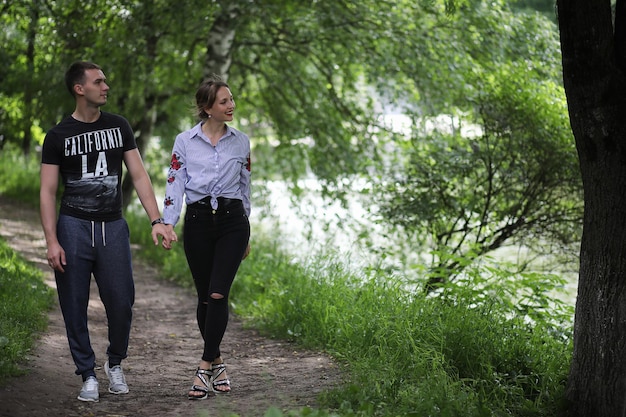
[40,61,176,402]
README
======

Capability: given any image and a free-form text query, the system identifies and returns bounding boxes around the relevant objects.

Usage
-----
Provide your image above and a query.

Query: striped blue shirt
[163,122,251,226]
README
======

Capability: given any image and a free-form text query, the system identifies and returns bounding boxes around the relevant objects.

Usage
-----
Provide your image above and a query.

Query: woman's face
[206,87,235,122]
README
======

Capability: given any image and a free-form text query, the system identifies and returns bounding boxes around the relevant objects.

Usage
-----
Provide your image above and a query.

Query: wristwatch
[151,218,165,226]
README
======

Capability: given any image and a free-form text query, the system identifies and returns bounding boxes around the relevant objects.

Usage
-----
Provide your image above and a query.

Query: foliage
[372,39,582,284]
[0,0,565,181]
[1,0,383,177]
[0,0,582,280]
[0,238,55,383]
[512,0,556,21]
[231,240,573,417]
[0,143,41,206]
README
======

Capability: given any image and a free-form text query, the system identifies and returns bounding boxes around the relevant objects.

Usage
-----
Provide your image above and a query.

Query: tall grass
[0,147,573,416]
[0,144,41,206]
[0,238,55,383]
[229,246,573,417]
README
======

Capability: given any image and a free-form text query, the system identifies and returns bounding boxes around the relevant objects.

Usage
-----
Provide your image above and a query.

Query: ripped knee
[210,292,224,300]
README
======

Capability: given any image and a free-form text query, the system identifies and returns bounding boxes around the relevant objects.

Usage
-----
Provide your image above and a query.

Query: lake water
[253,178,579,306]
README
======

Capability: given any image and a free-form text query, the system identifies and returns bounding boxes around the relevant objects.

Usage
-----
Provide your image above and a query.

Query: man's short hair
[65,61,102,97]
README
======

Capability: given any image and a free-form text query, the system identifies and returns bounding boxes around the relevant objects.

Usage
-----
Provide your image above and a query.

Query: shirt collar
[190,122,203,139]
[191,122,235,141]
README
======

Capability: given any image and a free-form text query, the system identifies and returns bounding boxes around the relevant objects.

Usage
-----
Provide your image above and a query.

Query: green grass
[0,147,574,416]
[0,238,55,383]
[0,144,41,206]
[229,247,573,417]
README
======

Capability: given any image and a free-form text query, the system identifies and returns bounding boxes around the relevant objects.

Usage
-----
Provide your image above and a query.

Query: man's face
[77,69,109,107]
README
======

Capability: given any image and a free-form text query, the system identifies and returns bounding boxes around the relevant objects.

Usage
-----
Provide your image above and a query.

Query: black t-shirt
[41,111,137,222]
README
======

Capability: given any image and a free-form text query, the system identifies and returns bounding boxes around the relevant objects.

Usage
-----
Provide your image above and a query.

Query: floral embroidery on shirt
[164,155,181,208]
[170,153,182,170]
[167,153,182,184]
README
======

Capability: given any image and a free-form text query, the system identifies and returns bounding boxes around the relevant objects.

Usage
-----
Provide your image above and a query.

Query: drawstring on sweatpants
[90,221,107,247]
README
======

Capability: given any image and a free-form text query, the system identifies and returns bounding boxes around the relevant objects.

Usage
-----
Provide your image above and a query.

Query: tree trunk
[21,4,38,156]
[121,101,156,210]
[121,2,160,210]
[203,1,240,81]
[558,1,626,416]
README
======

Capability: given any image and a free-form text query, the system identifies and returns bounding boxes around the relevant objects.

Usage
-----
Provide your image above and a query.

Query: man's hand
[47,242,66,272]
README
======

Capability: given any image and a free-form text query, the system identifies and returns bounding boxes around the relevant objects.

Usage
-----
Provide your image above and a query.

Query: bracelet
[151,218,165,226]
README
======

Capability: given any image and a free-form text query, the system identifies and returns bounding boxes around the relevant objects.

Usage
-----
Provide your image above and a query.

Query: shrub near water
[0,238,55,382]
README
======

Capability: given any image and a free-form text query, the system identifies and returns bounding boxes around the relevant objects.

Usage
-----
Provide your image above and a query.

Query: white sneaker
[77,376,99,402]
[104,361,129,394]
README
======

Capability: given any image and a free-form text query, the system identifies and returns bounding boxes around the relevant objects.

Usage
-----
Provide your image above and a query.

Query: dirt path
[0,196,340,417]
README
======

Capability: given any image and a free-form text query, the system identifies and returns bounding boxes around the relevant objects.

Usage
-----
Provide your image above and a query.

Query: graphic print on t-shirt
[62,127,124,213]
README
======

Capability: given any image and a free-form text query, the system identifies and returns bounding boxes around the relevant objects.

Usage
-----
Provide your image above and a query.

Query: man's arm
[124,149,177,248]
[40,163,66,271]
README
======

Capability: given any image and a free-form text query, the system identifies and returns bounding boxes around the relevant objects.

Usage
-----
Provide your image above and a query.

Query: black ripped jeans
[183,197,250,362]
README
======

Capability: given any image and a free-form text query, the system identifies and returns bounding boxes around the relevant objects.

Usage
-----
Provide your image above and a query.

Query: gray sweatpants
[54,214,135,378]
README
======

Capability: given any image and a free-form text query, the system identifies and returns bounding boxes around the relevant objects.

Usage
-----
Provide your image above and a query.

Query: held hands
[152,223,178,250]
[150,220,244,256]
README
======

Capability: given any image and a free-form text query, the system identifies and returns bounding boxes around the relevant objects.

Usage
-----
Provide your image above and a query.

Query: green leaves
[2,0,580,283]
[375,43,581,282]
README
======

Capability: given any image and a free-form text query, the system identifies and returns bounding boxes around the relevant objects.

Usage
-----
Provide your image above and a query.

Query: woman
[162,77,251,400]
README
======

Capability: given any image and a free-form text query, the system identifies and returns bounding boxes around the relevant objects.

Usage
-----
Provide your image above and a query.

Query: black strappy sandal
[210,363,231,394]
[188,368,211,400]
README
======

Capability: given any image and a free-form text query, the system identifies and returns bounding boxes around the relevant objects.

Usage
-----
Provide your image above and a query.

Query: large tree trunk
[558,1,626,416]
